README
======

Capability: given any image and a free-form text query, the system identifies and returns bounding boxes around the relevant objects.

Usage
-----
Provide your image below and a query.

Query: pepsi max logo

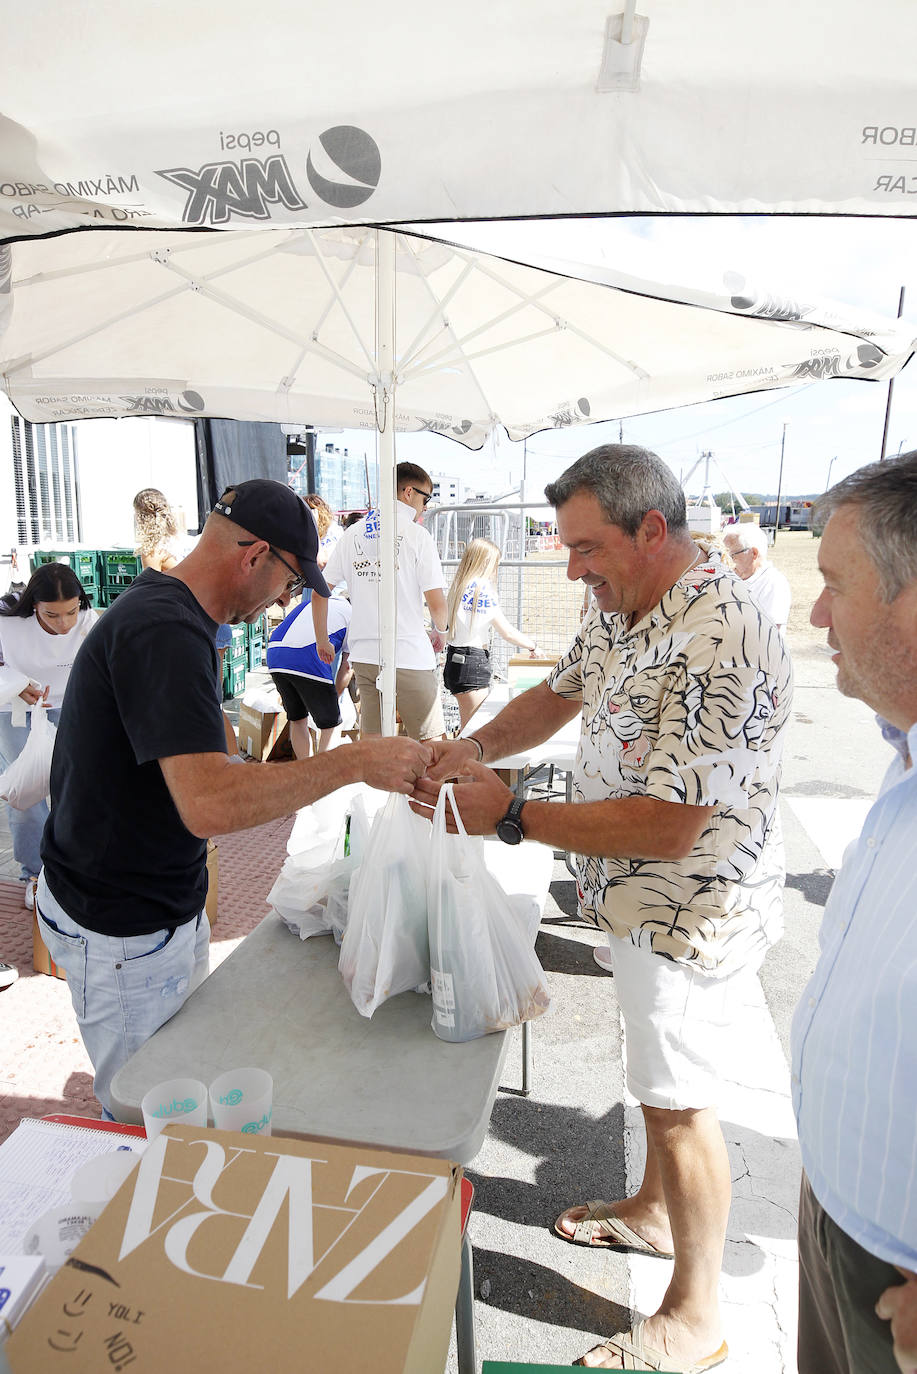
[306,126,381,209]
[120,389,205,415]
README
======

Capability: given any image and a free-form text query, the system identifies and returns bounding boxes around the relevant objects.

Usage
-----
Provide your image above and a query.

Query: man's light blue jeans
[36,871,210,1118]
[0,707,60,882]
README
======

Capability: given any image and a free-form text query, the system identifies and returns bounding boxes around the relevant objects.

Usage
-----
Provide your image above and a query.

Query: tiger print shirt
[548,560,793,976]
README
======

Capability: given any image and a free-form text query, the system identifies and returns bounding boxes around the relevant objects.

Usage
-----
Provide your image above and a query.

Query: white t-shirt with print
[0,607,98,709]
[324,502,444,669]
[449,578,499,649]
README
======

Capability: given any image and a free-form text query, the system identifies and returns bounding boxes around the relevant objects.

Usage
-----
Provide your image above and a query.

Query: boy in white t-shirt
[323,462,448,740]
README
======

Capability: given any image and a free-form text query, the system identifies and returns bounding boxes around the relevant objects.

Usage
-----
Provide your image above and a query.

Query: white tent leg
[376,229,398,738]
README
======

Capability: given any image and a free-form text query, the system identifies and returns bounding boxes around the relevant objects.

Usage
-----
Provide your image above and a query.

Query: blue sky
[330,216,917,501]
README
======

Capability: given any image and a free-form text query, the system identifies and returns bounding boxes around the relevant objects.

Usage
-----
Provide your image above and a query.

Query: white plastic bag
[0,706,56,811]
[270,792,373,944]
[427,784,550,1042]
[338,792,430,1017]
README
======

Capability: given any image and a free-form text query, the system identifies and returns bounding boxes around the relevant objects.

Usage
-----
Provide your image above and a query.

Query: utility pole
[773,421,789,545]
[824,455,836,492]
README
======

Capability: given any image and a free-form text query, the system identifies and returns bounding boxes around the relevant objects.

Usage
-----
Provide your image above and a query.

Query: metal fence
[426,501,583,731]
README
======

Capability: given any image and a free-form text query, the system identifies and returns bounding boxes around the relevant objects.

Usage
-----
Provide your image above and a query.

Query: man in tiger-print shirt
[415,444,792,1372]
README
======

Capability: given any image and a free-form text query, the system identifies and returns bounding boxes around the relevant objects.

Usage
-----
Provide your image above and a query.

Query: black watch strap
[496,796,526,844]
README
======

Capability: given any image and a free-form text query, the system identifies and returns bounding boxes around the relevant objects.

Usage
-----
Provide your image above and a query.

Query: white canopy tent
[2,0,917,233]
[2,223,914,728]
[4,1,917,730]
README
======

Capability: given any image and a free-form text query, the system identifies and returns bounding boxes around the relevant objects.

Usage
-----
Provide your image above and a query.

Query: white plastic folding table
[110,837,553,1374]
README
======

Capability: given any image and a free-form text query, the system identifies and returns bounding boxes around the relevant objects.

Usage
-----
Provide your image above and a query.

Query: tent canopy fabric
[2,225,913,443]
[2,0,917,239]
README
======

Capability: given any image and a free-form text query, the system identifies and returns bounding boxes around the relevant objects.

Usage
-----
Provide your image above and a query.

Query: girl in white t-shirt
[444,539,541,729]
[0,563,97,902]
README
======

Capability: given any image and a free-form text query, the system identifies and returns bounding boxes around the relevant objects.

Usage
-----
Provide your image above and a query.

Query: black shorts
[443,645,492,695]
[270,671,342,729]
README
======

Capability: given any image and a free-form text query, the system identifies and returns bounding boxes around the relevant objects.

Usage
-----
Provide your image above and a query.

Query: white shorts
[605,936,762,1111]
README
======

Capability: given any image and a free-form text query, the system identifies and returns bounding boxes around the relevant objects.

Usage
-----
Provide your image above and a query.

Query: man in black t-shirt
[37,480,432,1116]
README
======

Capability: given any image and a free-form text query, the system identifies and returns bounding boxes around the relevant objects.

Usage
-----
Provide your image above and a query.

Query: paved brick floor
[0,813,294,1143]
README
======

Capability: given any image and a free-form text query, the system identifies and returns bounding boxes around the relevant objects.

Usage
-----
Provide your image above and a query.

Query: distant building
[431,473,464,506]
[685,496,721,535]
[0,394,198,569]
[307,441,377,511]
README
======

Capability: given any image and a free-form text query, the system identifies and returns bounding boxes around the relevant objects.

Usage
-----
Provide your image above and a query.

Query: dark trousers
[798,1172,901,1374]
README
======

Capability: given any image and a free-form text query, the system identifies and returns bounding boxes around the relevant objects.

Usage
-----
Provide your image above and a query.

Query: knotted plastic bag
[0,707,56,811]
[269,791,374,945]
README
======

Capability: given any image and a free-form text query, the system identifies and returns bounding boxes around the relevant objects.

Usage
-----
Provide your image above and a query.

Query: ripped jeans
[36,872,210,1118]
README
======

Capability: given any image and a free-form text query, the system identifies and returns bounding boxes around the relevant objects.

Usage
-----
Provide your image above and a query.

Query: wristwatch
[496,796,526,845]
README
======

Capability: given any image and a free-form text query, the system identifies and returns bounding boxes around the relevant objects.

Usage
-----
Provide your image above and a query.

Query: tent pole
[376,228,398,737]
[880,285,905,460]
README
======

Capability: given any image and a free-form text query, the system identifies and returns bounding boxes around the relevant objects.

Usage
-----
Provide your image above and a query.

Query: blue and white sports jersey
[266,598,351,684]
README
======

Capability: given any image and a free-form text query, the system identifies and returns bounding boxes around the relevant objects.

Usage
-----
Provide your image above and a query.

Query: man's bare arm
[424,586,448,633]
[425,679,580,781]
[413,760,713,861]
[161,736,430,839]
[522,793,714,861]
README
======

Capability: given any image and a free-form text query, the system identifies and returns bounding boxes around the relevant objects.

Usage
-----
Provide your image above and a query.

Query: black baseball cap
[212,480,330,596]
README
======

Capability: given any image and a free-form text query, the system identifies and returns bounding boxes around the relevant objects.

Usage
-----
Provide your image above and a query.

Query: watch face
[497,815,524,845]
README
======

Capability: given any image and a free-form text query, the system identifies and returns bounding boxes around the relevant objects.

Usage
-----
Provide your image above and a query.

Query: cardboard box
[205,839,218,929]
[8,1126,461,1374]
[507,653,558,699]
[32,911,65,981]
[237,703,288,761]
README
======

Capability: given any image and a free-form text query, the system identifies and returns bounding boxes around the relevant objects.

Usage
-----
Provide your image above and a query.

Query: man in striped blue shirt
[792,451,917,1374]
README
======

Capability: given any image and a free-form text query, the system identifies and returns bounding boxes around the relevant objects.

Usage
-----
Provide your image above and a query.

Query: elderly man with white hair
[723,522,792,631]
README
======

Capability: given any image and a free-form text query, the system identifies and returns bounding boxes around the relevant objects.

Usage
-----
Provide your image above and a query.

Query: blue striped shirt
[791,719,917,1269]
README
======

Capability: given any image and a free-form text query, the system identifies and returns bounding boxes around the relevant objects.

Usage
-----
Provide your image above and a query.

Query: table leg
[455,1229,476,1374]
[521,1019,532,1097]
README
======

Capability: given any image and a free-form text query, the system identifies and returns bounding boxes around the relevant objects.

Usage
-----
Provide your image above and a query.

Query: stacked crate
[246,614,267,671]
[222,623,247,700]
[98,549,143,607]
[30,549,102,607]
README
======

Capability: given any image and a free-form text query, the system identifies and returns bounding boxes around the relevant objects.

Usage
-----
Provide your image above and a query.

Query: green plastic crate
[247,637,264,671]
[228,624,247,662]
[222,657,246,701]
[30,549,100,584]
[100,549,143,586]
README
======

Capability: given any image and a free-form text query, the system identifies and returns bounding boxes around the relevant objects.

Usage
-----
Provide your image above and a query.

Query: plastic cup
[23,1204,101,1271]
[141,1076,208,1140]
[209,1067,273,1136]
[70,1150,140,1208]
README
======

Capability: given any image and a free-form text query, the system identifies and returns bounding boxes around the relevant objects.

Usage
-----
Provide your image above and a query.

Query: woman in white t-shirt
[443,539,541,730]
[0,563,97,904]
